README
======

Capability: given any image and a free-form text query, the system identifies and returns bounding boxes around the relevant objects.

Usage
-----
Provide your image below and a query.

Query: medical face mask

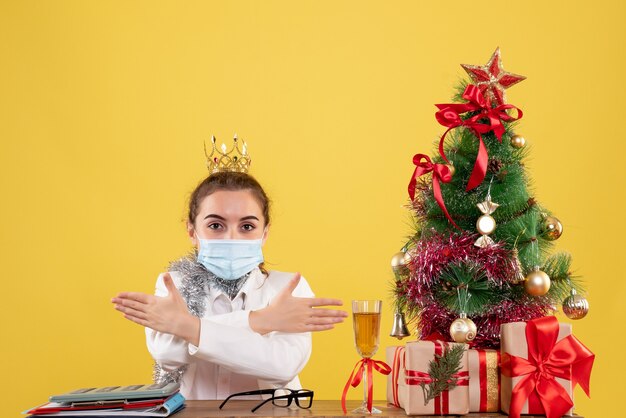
[196,236,265,280]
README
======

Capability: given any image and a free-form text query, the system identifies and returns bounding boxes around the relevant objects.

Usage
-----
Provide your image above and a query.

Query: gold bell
[389,310,411,339]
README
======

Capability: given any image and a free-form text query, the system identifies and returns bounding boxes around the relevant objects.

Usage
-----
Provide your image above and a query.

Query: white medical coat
[145,267,313,400]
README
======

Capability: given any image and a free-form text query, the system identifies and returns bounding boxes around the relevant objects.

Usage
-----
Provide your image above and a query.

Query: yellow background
[1,1,624,416]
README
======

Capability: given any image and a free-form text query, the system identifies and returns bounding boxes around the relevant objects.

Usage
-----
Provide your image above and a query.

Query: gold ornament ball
[403,248,416,266]
[476,214,496,235]
[542,216,563,241]
[446,164,456,176]
[449,316,477,343]
[510,134,526,149]
[391,251,407,273]
[524,269,551,296]
[562,289,589,320]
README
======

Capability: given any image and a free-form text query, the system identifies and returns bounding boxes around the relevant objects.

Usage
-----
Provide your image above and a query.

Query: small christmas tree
[392,48,589,348]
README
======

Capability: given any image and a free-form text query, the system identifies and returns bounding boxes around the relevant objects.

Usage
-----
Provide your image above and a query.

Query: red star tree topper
[461,47,526,105]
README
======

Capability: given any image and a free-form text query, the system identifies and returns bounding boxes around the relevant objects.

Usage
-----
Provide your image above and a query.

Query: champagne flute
[352,300,382,414]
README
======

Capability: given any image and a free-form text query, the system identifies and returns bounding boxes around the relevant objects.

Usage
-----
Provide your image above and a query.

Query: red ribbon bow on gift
[435,84,523,191]
[341,358,391,414]
[501,316,595,418]
[408,154,459,229]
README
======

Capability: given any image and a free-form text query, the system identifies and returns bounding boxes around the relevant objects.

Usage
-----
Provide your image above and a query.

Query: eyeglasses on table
[219,388,314,413]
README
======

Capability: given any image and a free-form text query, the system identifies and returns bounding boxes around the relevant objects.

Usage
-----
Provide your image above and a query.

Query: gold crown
[204,134,251,174]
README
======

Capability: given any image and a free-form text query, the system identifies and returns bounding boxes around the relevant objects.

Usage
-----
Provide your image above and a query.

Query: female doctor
[111,171,348,399]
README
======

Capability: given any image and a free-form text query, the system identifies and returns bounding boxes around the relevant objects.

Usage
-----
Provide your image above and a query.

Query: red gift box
[500,316,594,418]
[467,348,500,412]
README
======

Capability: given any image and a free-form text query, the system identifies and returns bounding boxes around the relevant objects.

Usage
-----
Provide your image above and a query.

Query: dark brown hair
[187,171,271,226]
[187,171,271,275]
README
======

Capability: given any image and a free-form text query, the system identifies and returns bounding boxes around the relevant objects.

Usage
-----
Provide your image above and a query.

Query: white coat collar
[208,267,268,308]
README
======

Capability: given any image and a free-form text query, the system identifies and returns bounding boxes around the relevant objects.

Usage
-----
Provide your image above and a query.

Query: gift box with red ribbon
[467,348,500,412]
[391,340,469,415]
[500,316,595,418]
[386,346,405,408]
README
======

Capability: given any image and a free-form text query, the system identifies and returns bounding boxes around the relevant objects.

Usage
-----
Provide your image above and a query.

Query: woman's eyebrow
[203,214,259,221]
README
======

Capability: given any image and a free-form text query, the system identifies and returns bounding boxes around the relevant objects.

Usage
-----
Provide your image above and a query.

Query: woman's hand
[111,273,200,346]
[249,272,348,335]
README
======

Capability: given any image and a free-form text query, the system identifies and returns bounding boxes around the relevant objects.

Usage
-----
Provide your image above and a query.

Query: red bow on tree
[408,154,459,229]
[501,316,595,418]
[435,84,523,191]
